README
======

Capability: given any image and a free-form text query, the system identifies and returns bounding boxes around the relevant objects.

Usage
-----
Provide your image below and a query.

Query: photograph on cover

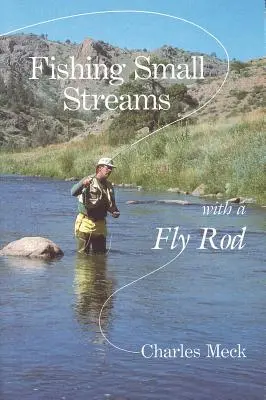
[0,1,265,399]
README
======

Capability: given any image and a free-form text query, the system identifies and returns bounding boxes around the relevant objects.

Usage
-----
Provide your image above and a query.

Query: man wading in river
[71,158,120,254]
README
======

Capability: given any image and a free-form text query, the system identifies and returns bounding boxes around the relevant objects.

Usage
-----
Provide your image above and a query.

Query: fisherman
[71,157,120,254]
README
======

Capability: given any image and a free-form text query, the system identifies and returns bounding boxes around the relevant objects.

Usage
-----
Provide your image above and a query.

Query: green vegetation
[108,56,198,145]
[247,86,266,108]
[229,90,248,101]
[230,60,250,74]
[0,113,265,204]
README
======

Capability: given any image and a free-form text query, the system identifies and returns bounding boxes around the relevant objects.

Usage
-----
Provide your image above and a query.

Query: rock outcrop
[167,187,181,193]
[0,237,64,260]
[191,184,207,197]
[227,197,256,204]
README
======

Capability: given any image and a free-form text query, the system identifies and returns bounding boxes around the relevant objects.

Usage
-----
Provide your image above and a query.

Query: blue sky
[0,0,264,61]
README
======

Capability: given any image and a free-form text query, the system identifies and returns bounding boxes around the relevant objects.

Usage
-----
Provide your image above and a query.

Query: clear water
[1,175,265,400]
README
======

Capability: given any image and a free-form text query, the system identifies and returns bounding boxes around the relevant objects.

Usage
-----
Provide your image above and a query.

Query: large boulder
[191,183,207,197]
[0,237,64,260]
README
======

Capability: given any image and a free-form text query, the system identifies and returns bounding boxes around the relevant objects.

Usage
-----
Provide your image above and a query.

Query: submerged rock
[126,200,155,205]
[126,199,190,205]
[115,183,143,191]
[0,237,64,260]
[228,197,256,204]
[158,199,189,205]
[240,198,256,204]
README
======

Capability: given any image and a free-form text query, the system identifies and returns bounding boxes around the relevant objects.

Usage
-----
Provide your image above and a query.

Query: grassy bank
[0,111,265,204]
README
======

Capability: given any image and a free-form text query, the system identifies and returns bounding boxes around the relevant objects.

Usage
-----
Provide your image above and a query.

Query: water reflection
[2,256,49,271]
[74,254,114,335]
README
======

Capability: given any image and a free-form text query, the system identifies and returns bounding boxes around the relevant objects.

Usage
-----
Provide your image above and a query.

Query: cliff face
[0,34,264,149]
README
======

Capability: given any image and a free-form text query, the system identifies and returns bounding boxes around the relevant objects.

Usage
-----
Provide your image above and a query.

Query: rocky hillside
[0,34,264,148]
[192,58,265,120]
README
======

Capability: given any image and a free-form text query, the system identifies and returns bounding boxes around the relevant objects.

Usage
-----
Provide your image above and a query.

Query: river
[0,175,265,400]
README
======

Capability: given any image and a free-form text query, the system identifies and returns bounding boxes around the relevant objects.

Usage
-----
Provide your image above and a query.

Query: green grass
[0,112,265,204]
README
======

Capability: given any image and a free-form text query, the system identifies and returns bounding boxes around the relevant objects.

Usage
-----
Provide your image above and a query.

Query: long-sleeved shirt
[71,176,118,220]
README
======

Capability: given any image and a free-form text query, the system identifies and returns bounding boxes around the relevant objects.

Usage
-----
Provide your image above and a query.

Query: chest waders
[74,178,113,254]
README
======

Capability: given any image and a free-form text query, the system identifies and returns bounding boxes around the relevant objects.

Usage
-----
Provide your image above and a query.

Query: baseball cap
[97,157,116,168]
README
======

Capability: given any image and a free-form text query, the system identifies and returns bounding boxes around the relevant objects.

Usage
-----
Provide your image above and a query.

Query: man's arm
[70,177,91,196]
[107,182,120,218]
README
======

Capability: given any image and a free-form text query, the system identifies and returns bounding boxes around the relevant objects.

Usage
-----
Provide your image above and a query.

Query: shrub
[252,85,264,94]
[59,151,75,174]
[230,60,249,73]
[229,90,248,101]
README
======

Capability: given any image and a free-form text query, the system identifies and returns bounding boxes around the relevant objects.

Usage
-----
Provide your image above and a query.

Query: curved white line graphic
[99,249,186,354]
[1,10,230,354]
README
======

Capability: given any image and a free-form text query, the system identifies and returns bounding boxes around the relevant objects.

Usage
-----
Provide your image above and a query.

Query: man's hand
[111,211,120,218]
[83,177,92,187]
